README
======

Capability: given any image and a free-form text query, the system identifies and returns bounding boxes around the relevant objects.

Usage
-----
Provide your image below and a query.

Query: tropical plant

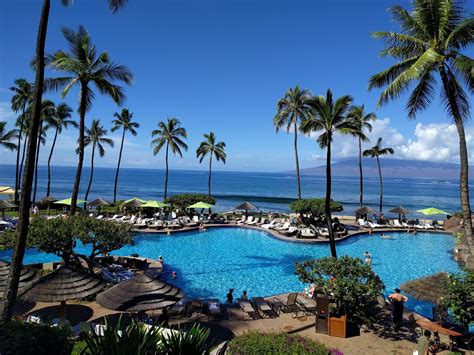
[274,85,312,200]
[1,0,129,324]
[81,119,114,203]
[295,256,385,324]
[10,79,34,203]
[363,137,394,213]
[45,103,75,197]
[347,105,376,207]
[45,25,132,215]
[33,100,56,203]
[157,324,211,354]
[442,271,474,327]
[164,193,216,212]
[300,90,357,258]
[151,118,188,199]
[289,198,343,228]
[227,330,328,355]
[369,0,474,239]
[111,108,139,203]
[0,122,17,152]
[196,132,226,196]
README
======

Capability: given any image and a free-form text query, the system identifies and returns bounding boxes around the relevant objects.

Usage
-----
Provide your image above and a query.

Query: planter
[328,315,347,338]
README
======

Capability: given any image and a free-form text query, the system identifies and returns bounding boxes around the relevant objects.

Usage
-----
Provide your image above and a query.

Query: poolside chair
[392,220,403,228]
[296,296,317,316]
[261,220,277,229]
[276,222,290,232]
[187,299,205,318]
[169,297,191,318]
[272,293,303,318]
[96,215,104,220]
[250,297,275,318]
[244,216,254,225]
[247,217,258,226]
[368,221,383,228]
[283,226,298,236]
[357,218,368,227]
[238,298,258,320]
[316,227,329,238]
[168,220,182,229]
[205,299,223,320]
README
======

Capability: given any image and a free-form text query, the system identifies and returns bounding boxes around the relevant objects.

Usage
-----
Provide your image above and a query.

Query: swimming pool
[0,227,461,317]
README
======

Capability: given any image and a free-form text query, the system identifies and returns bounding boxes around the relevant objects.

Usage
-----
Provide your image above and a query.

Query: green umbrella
[188,202,213,209]
[122,197,146,205]
[55,198,87,206]
[141,200,169,208]
[416,207,450,215]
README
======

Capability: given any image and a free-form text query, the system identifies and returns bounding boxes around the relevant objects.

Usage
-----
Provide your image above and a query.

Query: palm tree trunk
[358,137,363,207]
[208,155,213,196]
[113,127,126,203]
[14,108,25,204]
[46,128,58,197]
[70,82,87,215]
[85,143,95,202]
[164,143,169,200]
[376,156,383,214]
[325,138,337,258]
[0,0,50,323]
[19,130,28,186]
[294,119,302,200]
[32,122,42,203]
[439,68,473,242]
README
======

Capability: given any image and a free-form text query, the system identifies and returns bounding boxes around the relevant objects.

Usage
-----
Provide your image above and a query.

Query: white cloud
[0,102,15,124]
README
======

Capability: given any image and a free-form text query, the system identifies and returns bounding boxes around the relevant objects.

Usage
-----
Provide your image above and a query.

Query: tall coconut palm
[0,122,17,151]
[45,26,132,215]
[363,138,394,214]
[300,90,356,258]
[111,108,139,203]
[16,112,30,186]
[274,85,312,200]
[33,100,56,203]
[369,0,474,239]
[196,132,226,196]
[10,79,34,203]
[1,0,129,324]
[151,118,188,199]
[347,105,377,207]
[82,120,114,202]
[45,103,76,197]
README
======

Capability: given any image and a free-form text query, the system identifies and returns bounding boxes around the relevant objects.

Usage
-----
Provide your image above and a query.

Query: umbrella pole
[60,301,66,322]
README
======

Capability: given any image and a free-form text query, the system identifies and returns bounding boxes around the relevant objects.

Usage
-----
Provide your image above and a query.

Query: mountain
[294,158,471,179]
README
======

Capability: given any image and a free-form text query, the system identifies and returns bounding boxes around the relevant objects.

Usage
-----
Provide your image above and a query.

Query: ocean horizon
[0,164,471,217]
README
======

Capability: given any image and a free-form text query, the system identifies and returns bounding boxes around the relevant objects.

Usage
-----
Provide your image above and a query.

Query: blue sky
[0,0,473,172]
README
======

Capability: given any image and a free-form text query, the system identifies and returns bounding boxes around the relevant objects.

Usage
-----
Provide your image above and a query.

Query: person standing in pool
[388,288,408,330]
[364,251,372,265]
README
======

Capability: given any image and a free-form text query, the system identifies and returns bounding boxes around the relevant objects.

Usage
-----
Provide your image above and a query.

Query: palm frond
[407,70,436,118]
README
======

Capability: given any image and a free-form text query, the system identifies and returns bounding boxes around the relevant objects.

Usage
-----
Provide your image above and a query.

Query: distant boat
[433,180,449,184]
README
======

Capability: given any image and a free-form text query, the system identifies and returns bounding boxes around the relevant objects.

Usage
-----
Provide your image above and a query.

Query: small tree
[289,198,343,228]
[164,193,216,213]
[442,271,474,328]
[295,256,384,324]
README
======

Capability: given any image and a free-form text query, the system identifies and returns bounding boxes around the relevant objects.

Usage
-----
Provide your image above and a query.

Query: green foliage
[0,216,133,271]
[0,320,73,355]
[290,198,342,226]
[442,272,474,327]
[79,318,210,354]
[227,331,328,355]
[295,256,384,324]
[165,193,216,211]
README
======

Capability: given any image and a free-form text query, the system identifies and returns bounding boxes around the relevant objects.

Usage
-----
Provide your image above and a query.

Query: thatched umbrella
[388,206,410,221]
[0,200,16,220]
[21,267,106,321]
[89,198,112,215]
[400,272,450,303]
[0,261,40,298]
[355,206,376,216]
[40,196,57,215]
[234,202,257,218]
[96,270,183,312]
[122,198,144,210]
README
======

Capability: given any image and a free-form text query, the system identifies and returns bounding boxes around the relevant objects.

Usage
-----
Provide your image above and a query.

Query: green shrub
[227,331,328,355]
[442,271,474,327]
[0,320,73,355]
[290,198,342,226]
[165,193,216,211]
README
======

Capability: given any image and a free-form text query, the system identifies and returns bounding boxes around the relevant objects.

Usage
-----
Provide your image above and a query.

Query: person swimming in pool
[380,233,391,239]
[364,251,372,265]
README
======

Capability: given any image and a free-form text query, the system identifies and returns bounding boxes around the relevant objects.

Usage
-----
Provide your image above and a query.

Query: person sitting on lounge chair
[226,289,234,303]
[241,290,248,301]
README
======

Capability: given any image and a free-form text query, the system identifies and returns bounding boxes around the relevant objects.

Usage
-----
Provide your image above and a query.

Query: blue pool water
[0,228,460,317]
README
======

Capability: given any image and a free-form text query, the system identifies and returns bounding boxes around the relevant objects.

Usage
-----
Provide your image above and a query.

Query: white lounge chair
[300,228,316,238]
[368,222,383,228]
[357,218,368,227]
[96,215,104,220]
[276,222,290,231]
[262,220,277,229]
[392,220,403,228]
[245,216,254,225]
[247,217,258,225]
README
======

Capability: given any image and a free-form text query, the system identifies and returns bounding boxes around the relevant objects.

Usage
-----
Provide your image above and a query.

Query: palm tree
[369,0,474,239]
[82,120,114,202]
[151,118,188,199]
[274,85,312,200]
[196,132,226,196]
[0,122,17,151]
[347,105,377,207]
[16,112,30,187]
[300,90,356,258]
[363,138,394,214]
[1,0,129,323]
[33,100,56,203]
[10,79,34,203]
[45,26,132,215]
[45,103,76,197]
[111,109,139,203]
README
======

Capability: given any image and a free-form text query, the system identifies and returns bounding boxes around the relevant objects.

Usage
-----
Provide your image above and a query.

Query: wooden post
[60,300,66,321]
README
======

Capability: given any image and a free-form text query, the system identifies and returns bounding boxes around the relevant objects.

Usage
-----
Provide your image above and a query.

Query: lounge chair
[368,221,383,228]
[169,297,191,318]
[283,226,298,236]
[357,218,368,227]
[168,220,182,229]
[187,299,205,318]
[392,220,403,228]
[205,299,223,320]
[276,222,290,232]
[244,216,254,225]
[96,215,104,220]
[316,227,329,237]
[250,297,275,318]
[134,218,148,229]
[247,217,258,226]
[296,296,317,315]
[261,220,277,229]
[238,298,258,320]
[299,228,316,238]
[272,293,303,318]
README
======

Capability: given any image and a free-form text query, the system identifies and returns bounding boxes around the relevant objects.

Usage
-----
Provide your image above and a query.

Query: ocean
[0,164,470,218]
